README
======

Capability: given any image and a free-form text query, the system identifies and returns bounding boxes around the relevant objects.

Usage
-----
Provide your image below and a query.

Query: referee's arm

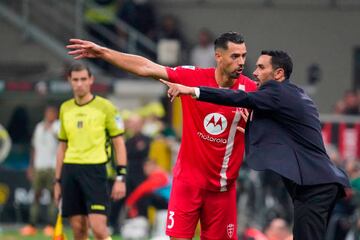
[111,135,127,200]
[54,141,67,206]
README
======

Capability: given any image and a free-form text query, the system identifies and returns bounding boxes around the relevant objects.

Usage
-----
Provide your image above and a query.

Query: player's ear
[215,49,221,62]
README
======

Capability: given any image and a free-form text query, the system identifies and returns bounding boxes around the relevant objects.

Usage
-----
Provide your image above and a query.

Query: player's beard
[229,67,243,79]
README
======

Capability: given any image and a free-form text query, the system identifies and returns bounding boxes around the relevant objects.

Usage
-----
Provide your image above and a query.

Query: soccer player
[54,63,127,240]
[67,32,257,240]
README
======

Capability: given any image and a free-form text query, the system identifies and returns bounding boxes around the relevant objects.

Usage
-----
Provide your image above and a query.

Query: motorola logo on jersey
[203,113,228,135]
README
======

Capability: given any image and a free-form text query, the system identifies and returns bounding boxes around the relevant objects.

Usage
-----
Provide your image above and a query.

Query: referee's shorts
[61,163,109,217]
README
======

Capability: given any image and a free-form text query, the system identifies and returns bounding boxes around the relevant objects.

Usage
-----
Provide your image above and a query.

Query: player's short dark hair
[261,50,293,79]
[67,63,92,77]
[214,32,245,50]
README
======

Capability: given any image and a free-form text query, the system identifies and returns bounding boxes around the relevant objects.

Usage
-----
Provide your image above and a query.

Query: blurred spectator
[20,106,59,237]
[190,28,216,68]
[84,0,119,72]
[116,0,157,60]
[334,90,360,115]
[326,159,358,240]
[125,160,170,218]
[117,0,156,39]
[126,113,152,195]
[157,15,184,43]
[85,0,118,45]
[157,15,187,65]
[264,218,293,240]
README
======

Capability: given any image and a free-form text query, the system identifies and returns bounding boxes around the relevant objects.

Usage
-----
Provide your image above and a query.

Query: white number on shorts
[167,211,175,229]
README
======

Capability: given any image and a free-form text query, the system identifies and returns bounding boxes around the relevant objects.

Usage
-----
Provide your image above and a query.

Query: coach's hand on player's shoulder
[67,39,105,60]
[111,181,126,201]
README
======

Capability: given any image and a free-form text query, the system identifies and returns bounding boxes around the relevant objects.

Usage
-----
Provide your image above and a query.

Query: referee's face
[68,69,94,98]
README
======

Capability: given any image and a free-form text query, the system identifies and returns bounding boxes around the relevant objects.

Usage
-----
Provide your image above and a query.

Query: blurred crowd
[84,0,215,75]
[334,90,360,115]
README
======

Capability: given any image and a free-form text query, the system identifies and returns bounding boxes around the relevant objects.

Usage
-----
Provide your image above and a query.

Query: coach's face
[216,42,247,79]
[253,55,276,86]
[68,69,94,98]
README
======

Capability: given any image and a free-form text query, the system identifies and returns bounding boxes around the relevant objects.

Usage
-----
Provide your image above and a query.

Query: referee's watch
[115,165,127,183]
[115,175,125,182]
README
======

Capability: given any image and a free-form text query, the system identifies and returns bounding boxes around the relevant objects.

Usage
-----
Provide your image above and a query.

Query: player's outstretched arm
[67,39,169,80]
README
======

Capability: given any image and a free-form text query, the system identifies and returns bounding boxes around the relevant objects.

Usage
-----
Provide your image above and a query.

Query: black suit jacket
[198,79,349,187]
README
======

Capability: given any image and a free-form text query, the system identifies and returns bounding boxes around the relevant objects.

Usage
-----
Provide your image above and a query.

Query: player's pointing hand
[159,79,196,102]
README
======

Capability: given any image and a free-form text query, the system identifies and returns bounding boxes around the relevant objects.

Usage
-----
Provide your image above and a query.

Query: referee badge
[115,114,124,130]
[77,120,83,128]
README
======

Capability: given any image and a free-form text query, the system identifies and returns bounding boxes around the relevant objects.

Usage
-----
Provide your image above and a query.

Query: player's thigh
[200,185,237,240]
[166,179,202,239]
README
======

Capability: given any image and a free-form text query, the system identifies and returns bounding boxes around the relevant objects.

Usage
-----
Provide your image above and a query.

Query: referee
[54,63,127,240]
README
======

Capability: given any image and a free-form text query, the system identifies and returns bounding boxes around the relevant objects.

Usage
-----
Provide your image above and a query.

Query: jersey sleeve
[105,102,125,137]
[165,66,199,86]
[58,105,67,141]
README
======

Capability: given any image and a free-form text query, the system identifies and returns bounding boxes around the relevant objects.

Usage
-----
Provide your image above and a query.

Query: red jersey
[166,66,257,192]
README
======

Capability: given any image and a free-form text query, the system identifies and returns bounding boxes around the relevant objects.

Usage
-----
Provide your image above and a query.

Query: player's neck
[215,69,236,88]
[75,93,94,106]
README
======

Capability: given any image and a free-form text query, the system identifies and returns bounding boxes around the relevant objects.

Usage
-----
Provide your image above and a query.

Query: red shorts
[166,178,237,240]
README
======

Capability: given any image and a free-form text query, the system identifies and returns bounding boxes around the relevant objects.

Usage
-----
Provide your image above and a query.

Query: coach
[162,50,350,240]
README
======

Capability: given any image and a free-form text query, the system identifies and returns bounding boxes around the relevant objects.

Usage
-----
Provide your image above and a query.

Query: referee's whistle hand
[111,181,126,200]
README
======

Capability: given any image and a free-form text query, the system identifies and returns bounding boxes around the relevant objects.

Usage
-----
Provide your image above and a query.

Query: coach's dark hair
[67,63,92,77]
[261,50,293,79]
[214,32,245,50]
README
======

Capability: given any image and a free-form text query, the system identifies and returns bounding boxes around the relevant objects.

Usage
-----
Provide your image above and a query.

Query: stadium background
[0,0,360,239]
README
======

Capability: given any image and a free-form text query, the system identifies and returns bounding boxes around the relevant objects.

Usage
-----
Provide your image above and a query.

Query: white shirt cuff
[193,87,200,98]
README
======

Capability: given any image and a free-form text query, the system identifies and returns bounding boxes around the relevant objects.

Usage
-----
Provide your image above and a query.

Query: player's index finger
[159,79,170,86]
